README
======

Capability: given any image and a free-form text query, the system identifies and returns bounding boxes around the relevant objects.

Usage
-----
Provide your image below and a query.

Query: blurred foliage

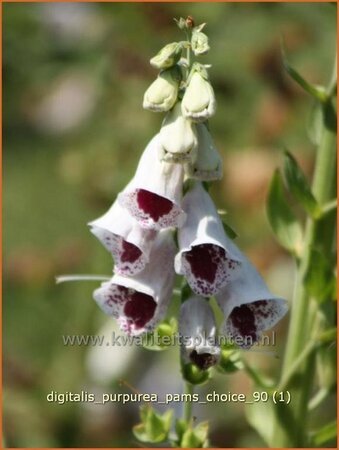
[3,2,336,447]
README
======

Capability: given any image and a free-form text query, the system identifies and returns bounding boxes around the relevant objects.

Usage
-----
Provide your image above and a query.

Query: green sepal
[222,221,238,240]
[141,318,177,351]
[177,420,209,448]
[283,151,319,218]
[217,347,244,373]
[266,170,303,257]
[133,405,173,443]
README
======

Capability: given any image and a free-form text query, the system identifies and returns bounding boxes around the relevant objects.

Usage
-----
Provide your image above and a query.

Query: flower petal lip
[159,102,198,164]
[184,122,222,181]
[175,182,243,296]
[216,256,288,349]
[93,231,176,336]
[118,134,186,230]
[181,72,216,122]
[143,66,181,112]
[88,198,157,276]
[179,296,220,369]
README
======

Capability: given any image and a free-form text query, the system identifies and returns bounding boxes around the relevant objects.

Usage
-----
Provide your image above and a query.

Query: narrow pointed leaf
[311,420,337,446]
[267,170,303,256]
[283,151,319,217]
[222,221,238,240]
[281,42,327,103]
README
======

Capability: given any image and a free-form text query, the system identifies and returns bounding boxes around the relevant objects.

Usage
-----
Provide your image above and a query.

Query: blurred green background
[3,2,336,447]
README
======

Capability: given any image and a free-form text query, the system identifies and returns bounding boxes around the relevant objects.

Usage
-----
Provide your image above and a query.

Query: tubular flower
[184,122,222,181]
[93,231,176,336]
[143,66,181,112]
[181,65,216,122]
[179,296,220,370]
[118,134,186,230]
[159,102,198,163]
[216,256,288,349]
[88,198,157,276]
[175,182,242,296]
[150,42,183,70]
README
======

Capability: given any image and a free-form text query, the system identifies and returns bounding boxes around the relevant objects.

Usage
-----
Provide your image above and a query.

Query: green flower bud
[133,405,173,444]
[181,362,211,385]
[159,102,198,163]
[150,42,183,69]
[143,66,182,112]
[182,68,216,122]
[191,30,210,56]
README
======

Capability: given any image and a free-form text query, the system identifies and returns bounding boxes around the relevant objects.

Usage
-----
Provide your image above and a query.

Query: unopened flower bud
[143,66,181,112]
[185,123,222,181]
[150,42,183,70]
[159,102,198,163]
[191,30,210,56]
[179,296,220,370]
[182,65,216,122]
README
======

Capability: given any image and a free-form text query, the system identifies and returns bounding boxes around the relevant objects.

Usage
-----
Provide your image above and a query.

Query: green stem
[271,55,337,447]
[183,382,194,423]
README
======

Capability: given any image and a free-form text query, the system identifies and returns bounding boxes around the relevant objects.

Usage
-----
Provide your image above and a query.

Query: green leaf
[281,41,328,103]
[304,249,336,303]
[133,406,173,444]
[266,170,303,257]
[283,151,319,218]
[222,221,238,240]
[311,420,337,446]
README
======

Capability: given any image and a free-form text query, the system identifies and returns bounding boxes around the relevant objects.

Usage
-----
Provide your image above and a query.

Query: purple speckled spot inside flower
[120,240,142,263]
[123,291,157,329]
[136,189,173,222]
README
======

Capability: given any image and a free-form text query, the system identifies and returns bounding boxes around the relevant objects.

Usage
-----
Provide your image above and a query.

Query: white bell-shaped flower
[118,134,186,230]
[159,102,198,163]
[216,256,288,349]
[93,231,176,336]
[175,182,242,296]
[184,122,222,181]
[143,66,181,112]
[179,296,220,370]
[88,197,157,276]
[181,67,216,122]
